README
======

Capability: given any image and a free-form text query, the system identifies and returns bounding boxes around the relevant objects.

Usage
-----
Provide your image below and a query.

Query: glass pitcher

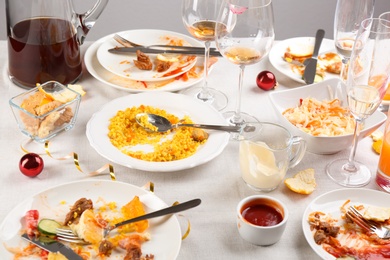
[5,0,109,88]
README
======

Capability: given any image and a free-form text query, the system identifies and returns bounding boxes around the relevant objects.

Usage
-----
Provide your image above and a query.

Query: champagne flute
[181,0,228,111]
[215,0,274,139]
[326,18,390,187]
[333,0,375,82]
[378,11,390,112]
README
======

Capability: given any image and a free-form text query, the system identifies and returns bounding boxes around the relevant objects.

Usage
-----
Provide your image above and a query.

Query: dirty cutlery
[108,46,222,56]
[113,33,220,53]
[56,198,201,243]
[303,29,325,84]
[347,206,390,239]
[135,113,242,133]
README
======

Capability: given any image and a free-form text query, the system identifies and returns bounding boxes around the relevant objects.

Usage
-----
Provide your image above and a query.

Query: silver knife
[22,233,83,259]
[303,29,325,84]
[108,46,222,56]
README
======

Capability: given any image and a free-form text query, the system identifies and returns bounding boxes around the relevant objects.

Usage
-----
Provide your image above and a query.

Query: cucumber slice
[38,219,62,236]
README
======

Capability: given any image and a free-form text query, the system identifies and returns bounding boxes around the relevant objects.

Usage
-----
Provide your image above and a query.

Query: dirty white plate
[0,180,181,259]
[84,32,207,93]
[269,37,339,84]
[302,188,390,260]
[86,92,230,172]
[96,29,200,81]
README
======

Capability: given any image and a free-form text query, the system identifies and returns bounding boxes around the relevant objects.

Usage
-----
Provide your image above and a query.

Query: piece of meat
[98,239,114,257]
[64,198,93,225]
[119,233,151,260]
[134,50,152,70]
[124,247,142,260]
[314,229,327,245]
[155,59,172,72]
[191,128,209,142]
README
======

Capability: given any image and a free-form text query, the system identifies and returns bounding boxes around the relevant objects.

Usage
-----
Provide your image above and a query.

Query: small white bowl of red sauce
[237,195,288,246]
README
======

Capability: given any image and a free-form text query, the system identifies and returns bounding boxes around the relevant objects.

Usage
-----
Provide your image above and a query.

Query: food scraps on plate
[108,105,208,162]
[7,196,154,259]
[308,201,390,259]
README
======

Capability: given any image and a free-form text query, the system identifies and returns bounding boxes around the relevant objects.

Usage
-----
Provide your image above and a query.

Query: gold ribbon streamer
[44,141,116,180]
[20,139,115,180]
[178,214,191,240]
[172,201,191,240]
[141,183,191,240]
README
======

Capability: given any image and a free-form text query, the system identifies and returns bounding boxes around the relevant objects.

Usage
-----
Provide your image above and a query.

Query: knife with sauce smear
[21,233,83,260]
[303,29,325,84]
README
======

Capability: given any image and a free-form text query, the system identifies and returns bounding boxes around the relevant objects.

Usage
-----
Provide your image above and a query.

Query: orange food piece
[373,139,383,154]
[120,196,148,233]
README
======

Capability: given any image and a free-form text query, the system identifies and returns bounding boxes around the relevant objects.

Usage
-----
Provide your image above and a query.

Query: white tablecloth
[0,40,386,260]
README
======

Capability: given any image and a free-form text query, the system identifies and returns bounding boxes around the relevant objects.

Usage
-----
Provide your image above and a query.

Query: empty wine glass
[215,0,274,139]
[181,0,228,111]
[326,18,390,187]
[334,0,375,82]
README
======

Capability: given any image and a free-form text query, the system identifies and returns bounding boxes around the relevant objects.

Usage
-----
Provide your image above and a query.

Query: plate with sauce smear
[96,29,200,82]
[302,188,390,260]
[84,31,210,93]
[0,180,181,259]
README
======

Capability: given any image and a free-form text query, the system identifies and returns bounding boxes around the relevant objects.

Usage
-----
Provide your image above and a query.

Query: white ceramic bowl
[237,195,288,246]
[269,78,387,154]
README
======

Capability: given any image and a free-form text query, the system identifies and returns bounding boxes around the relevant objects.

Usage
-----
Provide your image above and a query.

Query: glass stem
[197,41,212,101]
[345,118,363,172]
[232,64,245,124]
[340,57,349,83]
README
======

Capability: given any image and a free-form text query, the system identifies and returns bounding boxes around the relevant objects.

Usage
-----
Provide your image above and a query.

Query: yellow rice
[108,105,206,162]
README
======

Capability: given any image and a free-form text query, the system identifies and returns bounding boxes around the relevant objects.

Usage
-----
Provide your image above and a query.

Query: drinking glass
[378,11,390,112]
[326,18,390,187]
[215,0,274,139]
[181,0,228,111]
[333,0,375,82]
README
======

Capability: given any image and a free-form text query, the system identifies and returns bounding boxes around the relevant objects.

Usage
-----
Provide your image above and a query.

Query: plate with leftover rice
[86,92,230,172]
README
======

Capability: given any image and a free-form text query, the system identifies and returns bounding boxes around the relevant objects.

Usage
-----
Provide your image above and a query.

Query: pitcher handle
[72,0,109,45]
[289,136,307,168]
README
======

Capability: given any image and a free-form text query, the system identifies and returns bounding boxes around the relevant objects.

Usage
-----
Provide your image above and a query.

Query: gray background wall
[1,0,390,41]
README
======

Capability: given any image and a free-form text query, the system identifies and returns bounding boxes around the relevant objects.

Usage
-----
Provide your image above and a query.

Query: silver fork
[347,206,390,239]
[56,198,201,244]
[113,34,141,47]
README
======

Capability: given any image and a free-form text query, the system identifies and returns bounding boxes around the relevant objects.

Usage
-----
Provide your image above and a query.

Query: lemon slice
[68,84,86,97]
[284,168,316,195]
[372,139,383,154]
[37,83,85,103]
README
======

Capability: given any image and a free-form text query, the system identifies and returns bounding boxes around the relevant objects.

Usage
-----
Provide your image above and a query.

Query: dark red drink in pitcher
[6,0,109,89]
[8,18,81,88]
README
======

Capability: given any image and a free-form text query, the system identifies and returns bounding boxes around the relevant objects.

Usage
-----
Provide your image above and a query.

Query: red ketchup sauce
[241,200,283,226]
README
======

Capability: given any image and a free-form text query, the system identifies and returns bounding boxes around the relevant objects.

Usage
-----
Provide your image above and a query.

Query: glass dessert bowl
[9,81,81,142]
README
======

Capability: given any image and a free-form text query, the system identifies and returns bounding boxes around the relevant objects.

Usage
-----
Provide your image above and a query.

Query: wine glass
[214,0,274,139]
[333,0,375,82]
[181,0,228,111]
[326,18,390,187]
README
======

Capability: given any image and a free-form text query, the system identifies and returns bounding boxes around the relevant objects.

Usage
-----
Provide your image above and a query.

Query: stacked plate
[84,29,205,92]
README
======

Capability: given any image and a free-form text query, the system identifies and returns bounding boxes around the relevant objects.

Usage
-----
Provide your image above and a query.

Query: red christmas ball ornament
[256,70,277,91]
[19,153,44,177]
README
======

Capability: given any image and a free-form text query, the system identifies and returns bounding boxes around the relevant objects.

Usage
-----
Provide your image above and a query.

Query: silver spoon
[135,113,242,133]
